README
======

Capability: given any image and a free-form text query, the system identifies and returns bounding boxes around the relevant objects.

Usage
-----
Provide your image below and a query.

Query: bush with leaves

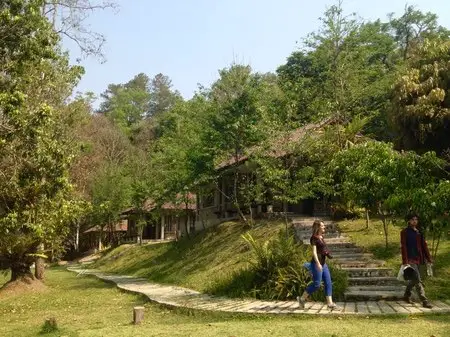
[238,229,347,301]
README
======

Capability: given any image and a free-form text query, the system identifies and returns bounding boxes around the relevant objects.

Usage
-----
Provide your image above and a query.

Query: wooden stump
[133,306,144,325]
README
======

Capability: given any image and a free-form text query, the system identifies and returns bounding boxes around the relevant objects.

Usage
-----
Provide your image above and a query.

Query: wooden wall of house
[162,211,196,240]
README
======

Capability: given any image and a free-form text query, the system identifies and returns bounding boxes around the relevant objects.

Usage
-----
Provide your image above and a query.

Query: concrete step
[332,253,373,260]
[344,285,405,301]
[347,285,405,292]
[303,237,351,243]
[341,267,393,277]
[292,222,337,231]
[296,232,343,240]
[294,226,341,232]
[326,242,357,249]
[336,260,385,268]
[290,217,332,223]
[329,247,364,254]
[348,276,401,286]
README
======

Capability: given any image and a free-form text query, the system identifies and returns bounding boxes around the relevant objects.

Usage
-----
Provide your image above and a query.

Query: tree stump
[133,306,144,325]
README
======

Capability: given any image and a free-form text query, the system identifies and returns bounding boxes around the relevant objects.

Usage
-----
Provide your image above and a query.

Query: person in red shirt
[400,213,433,308]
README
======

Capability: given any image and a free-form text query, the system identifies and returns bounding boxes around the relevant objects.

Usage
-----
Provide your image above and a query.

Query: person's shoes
[327,303,342,311]
[422,301,433,309]
[403,296,414,304]
[297,296,305,309]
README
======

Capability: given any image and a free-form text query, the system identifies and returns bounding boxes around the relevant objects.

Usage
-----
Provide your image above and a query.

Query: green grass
[1,269,449,337]
[93,220,289,294]
[337,218,450,300]
[94,217,450,301]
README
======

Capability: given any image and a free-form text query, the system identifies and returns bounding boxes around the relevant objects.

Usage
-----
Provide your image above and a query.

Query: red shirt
[400,226,432,265]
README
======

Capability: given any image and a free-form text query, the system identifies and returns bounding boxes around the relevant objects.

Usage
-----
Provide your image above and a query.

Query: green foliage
[388,5,450,60]
[240,230,348,301]
[328,140,448,249]
[0,0,84,279]
[89,164,132,229]
[240,230,311,299]
[148,73,182,117]
[208,64,266,158]
[277,1,397,131]
[390,38,450,154]
[98,73,151,134]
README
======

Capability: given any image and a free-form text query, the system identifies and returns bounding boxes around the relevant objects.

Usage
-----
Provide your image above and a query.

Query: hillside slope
[93,220,288,294]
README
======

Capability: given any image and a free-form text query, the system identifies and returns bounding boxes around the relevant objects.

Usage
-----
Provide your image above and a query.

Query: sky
[64,0,450,105]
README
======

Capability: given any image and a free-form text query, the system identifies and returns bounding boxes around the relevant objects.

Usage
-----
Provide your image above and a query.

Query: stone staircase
[291,217,405,302]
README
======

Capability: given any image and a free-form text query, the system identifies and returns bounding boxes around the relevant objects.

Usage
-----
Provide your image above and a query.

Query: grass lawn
[0,268,449,337]
[337,218,450,300]
[94,218,450,301]
[93,219,290,294]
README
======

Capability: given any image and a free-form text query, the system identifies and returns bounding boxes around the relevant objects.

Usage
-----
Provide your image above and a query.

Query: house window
[201,189,215,208]
[165,215,178,232]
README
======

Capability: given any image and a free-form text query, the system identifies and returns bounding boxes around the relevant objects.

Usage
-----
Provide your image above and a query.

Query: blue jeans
[305,262,332,296]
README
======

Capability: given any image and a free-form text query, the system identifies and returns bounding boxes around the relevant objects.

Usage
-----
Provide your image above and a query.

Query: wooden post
[133,306,144,324]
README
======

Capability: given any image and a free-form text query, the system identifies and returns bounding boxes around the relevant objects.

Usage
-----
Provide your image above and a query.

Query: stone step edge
[348,276,399,282]
[347,285,406,291]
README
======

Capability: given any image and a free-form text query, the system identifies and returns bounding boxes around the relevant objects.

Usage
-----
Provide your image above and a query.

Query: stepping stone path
[68,216,450,317]
[292,217,413,302]
[67,267,450,315]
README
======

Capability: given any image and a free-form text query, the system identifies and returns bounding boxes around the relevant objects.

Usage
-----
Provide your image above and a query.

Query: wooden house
[195,120,334,228]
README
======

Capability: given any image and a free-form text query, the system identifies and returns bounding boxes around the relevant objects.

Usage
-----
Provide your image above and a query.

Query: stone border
[67,267,450,316]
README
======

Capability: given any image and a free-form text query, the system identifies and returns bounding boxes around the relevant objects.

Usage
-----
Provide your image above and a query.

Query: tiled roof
[216,118,333,170]
[84,220,128,233]
[121,193,197,215]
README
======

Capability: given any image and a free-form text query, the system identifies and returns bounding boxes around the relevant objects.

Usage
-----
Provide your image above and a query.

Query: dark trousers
[404,264,427,302]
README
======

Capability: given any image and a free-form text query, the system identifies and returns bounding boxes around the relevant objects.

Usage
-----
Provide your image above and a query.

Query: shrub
[208,228,348,301]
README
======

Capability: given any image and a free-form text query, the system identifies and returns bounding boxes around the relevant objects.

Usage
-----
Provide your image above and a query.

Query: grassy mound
[94,220,284,293]
[93,219,348,300]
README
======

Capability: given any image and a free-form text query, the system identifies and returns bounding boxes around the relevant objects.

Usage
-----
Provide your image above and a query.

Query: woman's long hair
[311,220,323,236]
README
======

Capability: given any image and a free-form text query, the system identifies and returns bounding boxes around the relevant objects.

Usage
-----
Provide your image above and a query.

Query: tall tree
[148,73,182,117]
[98,73,151,133]
[208,64,266,222]
[0,0,83,282]
[278,0,398,141]
[388,5,450,60]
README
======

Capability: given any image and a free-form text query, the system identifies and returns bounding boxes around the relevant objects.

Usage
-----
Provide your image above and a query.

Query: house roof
[216,118,334,170]
[121,193,197,215]
[84,220,128,233]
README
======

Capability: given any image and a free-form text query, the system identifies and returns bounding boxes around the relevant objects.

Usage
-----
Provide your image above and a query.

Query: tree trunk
[377,203,389,249]
[380,212,388,249]
[11,260,34,282]
[248,205,253,225]
[184,203,190,239]
[35,243,45,280]
[75,222,80,252]
[233,168,247,223]
[365,208,370,229]
[35,258,45,280]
